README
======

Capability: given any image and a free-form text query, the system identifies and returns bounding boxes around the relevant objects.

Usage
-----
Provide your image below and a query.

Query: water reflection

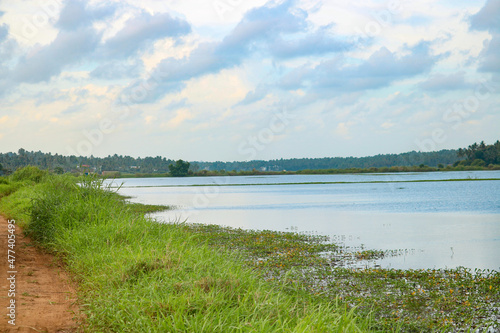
[116,173,500,270]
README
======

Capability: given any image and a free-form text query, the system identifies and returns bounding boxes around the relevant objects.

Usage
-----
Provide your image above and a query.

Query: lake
[111,171,500,271]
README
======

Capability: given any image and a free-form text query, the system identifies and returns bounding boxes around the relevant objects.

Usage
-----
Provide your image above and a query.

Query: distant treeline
[457,140,500,166]
[0,148,176,175]
[194,150,461,172]
[0,141,498,176]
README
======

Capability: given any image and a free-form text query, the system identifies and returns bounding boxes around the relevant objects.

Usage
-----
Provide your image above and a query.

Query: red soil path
[0,215,79,332]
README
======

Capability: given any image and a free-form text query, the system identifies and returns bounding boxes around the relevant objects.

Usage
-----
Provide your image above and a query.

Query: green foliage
[0,183,19,199]
[53,166,64,174]
[0,184,34,224]
[126,202,171,215]
[0,146,475,174]
[0,149,175,174]
[168,159,190,177]
[10,166,48,183]
[1,142,497,176]
[458,140,500,165]
[471,159,486,166]
[27,175,124,244]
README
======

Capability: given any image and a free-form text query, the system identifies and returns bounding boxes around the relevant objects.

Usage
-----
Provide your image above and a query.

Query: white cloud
[162,108,193,129]
[0,0,498,160]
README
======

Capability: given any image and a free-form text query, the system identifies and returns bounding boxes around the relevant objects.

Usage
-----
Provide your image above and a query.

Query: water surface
[114,171,500,270]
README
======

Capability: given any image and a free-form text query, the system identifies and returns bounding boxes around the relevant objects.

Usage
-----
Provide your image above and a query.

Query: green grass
[0,169,370,332]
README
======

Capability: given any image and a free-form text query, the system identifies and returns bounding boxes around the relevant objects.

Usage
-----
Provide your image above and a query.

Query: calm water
[112,171,500,270]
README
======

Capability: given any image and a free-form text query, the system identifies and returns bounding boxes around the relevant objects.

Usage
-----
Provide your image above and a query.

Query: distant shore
[111,164,500,178]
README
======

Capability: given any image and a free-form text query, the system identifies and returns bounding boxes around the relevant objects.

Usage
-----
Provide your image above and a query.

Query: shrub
[10,166,48,183]
[27,175,120,245]
[471,159,486,167]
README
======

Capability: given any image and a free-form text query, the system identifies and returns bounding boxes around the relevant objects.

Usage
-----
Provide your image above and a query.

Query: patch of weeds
[127,202,171,215]
[122,256,180,283]
[178,222,500,332]
[10,166,49,183]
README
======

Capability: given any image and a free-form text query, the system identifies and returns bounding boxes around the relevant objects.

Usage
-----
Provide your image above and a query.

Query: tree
[455,140,500,166]
[54,166,64,174]
[168,160,190,177]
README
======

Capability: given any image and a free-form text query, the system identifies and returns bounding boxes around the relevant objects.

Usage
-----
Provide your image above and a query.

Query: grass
[0,168,370,332]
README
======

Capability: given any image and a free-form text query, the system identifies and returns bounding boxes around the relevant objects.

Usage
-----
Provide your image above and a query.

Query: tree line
[0,141,498,177]
[456,140,500,166]
[194,149,461,172]
[0,148,176,175]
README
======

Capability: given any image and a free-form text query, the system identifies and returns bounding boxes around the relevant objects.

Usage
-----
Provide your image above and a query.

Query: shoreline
[113,166,500,178]
[113,177,500,188]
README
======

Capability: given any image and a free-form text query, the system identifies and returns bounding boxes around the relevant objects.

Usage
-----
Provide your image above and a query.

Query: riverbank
[0,168,367,332]
[1,167,498,332]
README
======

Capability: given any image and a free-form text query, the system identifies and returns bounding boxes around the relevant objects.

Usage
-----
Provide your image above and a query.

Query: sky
[0,0,498,161]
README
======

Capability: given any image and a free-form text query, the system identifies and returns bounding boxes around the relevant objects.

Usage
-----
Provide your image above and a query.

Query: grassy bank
[1,167,498,332]
[0,168,367,332]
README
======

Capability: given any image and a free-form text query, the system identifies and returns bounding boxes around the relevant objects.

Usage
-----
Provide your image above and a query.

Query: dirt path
[0,215,79,332]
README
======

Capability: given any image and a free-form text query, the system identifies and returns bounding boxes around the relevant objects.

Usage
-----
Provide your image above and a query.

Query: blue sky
[0,0,498,161]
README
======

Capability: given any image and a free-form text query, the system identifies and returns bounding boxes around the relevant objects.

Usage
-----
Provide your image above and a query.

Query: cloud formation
[0,0,498,160]
[12,27,100,83]
[56,0,117,31]
[418,72,471,91]
[470,0,500,73]
[100,11,191,59]
[278,42,440,97]
[125,0,351,103]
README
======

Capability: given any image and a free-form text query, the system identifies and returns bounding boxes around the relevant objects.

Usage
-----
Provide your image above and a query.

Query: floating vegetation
[178,222,500,333]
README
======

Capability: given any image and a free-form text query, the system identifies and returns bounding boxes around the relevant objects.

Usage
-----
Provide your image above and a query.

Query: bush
[10,166,48,183]
[471,159,486,167]
[27,175,120,245]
